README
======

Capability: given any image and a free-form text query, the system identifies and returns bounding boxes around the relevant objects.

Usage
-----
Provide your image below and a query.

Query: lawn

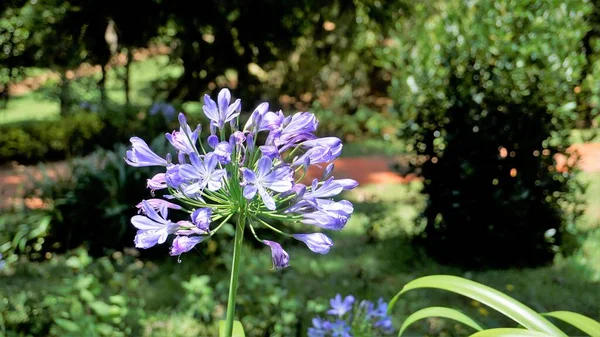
[0,56,182,125]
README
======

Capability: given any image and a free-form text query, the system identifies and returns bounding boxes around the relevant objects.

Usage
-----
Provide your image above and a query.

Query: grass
[0,56,183,126]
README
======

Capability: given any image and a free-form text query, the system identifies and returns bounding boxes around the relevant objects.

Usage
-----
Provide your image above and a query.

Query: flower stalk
[224,212,246,337]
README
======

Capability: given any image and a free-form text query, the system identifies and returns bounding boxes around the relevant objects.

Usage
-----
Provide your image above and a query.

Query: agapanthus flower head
[308,295,395,336]
[125,89,357,266]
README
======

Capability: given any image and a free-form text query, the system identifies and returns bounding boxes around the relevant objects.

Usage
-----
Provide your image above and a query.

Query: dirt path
[7,45,170,97]
[1,143,598,210]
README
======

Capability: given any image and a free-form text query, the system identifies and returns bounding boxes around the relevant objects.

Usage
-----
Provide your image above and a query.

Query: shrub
[0,112,105,164]
[24,142,163,256]
[380,0,590,268]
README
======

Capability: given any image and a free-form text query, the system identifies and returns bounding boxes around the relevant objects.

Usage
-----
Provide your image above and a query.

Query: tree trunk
[124,48,132,105]
[59,70,71,116]
[99,64,107,105]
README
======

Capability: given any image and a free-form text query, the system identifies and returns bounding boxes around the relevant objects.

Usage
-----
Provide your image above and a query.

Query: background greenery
[1,0,599,336]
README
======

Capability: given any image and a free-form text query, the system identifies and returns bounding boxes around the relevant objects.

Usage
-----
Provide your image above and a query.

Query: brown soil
[7,45,171,97]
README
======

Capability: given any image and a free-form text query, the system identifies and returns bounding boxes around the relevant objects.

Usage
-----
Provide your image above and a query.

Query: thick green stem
[223,212,245,337]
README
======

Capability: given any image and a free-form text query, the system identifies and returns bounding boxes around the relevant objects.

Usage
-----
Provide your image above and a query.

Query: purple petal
[256,156,273,177]
[134,230,162,248]
[191,208,212,232]
[263,240,290,270]
[333,179,358,190]
[258,186,276,210]
[207,135,219,148]
[169,235,206,256]
[293,233,334,254]
[243,184,258,199]
[131,215,163,230]
[202,95,219,122]
[243,168,258,184]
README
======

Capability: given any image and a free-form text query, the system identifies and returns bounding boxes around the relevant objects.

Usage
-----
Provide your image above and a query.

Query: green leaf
[388,275,566,337]
[543,311,600,337]
[53,318,80,332]
[469,328,557,337]
[219,320,246,337]
[399,306,484,336]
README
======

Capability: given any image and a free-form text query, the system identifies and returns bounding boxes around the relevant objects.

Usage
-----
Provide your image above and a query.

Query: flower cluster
[125,88,357,268]
[308,294,394,337]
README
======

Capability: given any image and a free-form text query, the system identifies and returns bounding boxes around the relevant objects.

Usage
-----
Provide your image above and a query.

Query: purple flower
[125,137,168,167]
[242,156,294,210]
[166,165,184,187]
[131,200,179,248]
[169,235,206,256]
[333,179,358,190]
[179,152,226,194]
[263,240,290,269]
[166,113,200,154]
[293,233,333,254]
[147,173,167,191]
[328,294,355,317]
[259,145,279,159]
[368,298,394,333]
[214,141,232,164]
[202,88,241,129]
[243,102,270,132]
[292,137,343,167]
[304,178,344,201]
[260,110,285,131]
[191,208,212,232]
[330,320,352,337]
[0,254,5,270]
[136,198,181,217]
[299,199,353,230]
[308,317,331,337]
[267,111,318,150]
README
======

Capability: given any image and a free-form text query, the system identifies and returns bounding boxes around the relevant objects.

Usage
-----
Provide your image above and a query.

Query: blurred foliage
[0,112,105,163]
[22,142,165,256]
[0,103,174,164]
[379,0,591,268]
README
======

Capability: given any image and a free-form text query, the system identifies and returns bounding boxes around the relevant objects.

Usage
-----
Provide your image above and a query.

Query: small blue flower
[330,319,352,337]
[327,294,355,317]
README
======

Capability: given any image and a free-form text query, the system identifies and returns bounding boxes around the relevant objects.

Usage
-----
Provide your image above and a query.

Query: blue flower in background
[309,294,395,336]
[328,294,355,317]
[150,102,177,122]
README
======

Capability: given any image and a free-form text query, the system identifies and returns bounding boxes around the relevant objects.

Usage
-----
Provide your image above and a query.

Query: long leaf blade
[469,328,557,337]
[543,311,600,337]
[388,275,566,337]
[399,306,484,337]
[219,320,246,337]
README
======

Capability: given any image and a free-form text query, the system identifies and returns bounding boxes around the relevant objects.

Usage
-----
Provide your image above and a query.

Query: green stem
[224,212,246,337]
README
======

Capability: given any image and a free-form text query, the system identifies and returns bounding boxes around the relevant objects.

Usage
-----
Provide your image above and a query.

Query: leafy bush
[380,0,590,268]
[24,142,163,256]
[0,211,51,267]
[0,112,105,164]
[0,249,150,337]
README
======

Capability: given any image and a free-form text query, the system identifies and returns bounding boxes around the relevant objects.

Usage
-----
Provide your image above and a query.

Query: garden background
[1,0,599,336]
